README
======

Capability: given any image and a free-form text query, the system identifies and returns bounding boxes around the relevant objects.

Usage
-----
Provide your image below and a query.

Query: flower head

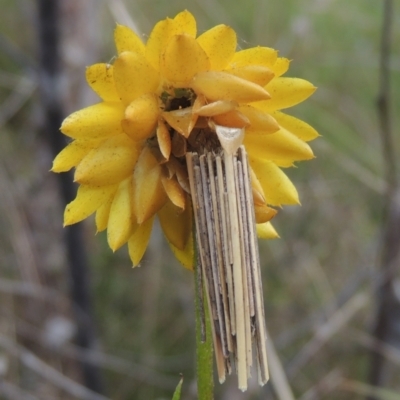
[52,10,318,268]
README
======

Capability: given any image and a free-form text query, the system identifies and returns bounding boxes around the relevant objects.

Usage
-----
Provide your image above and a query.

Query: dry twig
[367,0,400,396]
[0,335,109,400]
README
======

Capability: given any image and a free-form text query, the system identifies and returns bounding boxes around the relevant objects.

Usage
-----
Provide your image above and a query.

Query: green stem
[194,239,214,399]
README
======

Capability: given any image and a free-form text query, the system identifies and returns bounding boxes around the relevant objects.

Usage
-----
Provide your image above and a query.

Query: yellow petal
[250,168,266,206]
[166,157,191,194]
[229,46,278,68]
[238,105,279,134]
[61,102,125,139]
[107,177,135,251]
[225,65,274,87]
[193,99,238,117]
[158,196,191,250]
[244,127,314,162]
[167,229,194,270]
[172,10,197,36]
[146,10,196,70]
[86,64,119,102]
[128,217,154,267]
[191,71,270,103]
[52,139,103,172]
[249,157,299,205]
[157,120,172,160]
[95,197,113,232]
[146,18,176,70]
[271,57,290,77]
[171,131,187,157]
[212,109,250,128]
[114,24,145,55]
[161,34,210,85]
[271,111,319,141]
[162,107,198,138]
[254,203,277,223]
[75,134,140,186]
[161,175,185,209]
[253,186,266,206]
[257,222,279,239]
[113,51,159,105]
[121,93,160,141]
[254,77,316,112]
[133,147,167,224]
[64,184,117,226]
[196,25,236,70]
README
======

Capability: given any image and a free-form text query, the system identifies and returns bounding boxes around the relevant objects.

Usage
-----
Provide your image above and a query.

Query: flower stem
[194,237,214,399]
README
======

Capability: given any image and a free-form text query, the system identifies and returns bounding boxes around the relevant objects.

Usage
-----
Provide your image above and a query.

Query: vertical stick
[188,125,270,391]
[368,1,398,397]
[236,159,253,372]
[186,153,206,340]
[240,147,269,384]
[37,0,104,394]
[187,152,227,384]
[200,155,227,357]
[216,157,236,336]
[209,155,233,354]
[224,151,248,390]
[194,228,214,400]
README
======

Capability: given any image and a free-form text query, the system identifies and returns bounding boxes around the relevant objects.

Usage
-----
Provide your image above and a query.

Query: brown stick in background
[367,0,400,397]
[36,0,105,394]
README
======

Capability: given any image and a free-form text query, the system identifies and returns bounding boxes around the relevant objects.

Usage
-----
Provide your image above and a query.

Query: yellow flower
[52,10,318,269]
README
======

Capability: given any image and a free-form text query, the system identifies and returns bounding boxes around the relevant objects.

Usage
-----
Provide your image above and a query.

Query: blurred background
[1,0,399,399]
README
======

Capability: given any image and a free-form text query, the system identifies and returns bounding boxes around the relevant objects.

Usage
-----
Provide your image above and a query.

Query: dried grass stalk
[186,131,269,391]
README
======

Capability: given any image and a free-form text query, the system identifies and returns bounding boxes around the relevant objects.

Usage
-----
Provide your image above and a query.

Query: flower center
[162,88,195,112]
[160,88,222,157]
[169,94,192,111]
